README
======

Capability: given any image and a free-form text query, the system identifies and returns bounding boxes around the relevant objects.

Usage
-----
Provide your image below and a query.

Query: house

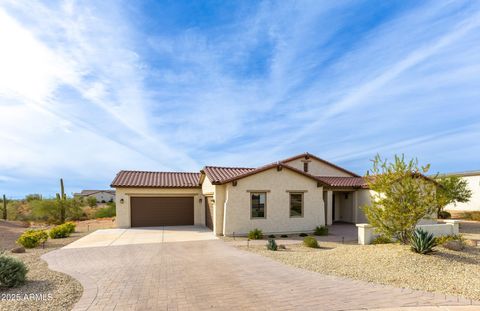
[443,170,480,211]
[75,190,116,203]
[111,153,374,235]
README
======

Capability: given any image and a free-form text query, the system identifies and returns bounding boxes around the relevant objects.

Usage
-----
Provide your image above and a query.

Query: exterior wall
[445,175,480,211]
[357,220,461,245]
[355,189,373,223]
[214,184,226,235]
[114,187,203,228]
[201,175,215,195]
[90,192,115,203]
[222,168,324,236]
[284,158,353,177]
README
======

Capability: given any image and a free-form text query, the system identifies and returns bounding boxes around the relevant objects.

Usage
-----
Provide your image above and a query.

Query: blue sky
[1,0,479,197]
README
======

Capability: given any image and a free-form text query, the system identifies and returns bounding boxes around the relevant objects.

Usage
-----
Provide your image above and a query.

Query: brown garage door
[130,197,194,227]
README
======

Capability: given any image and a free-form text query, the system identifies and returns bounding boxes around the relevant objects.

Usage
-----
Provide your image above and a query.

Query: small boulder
[10,246,26,253]
[465,239,478,247]
[443,240,465,251]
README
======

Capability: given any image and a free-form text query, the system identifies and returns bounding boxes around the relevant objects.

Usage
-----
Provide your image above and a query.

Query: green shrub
[0,253,28,287]
[410,229,436,254]
[372,235,393,244]
[266,239,278,251]
[94,205,116,218]
[299,233,308,237]
[16,229,48,248]
[435,234,463,245]
[314,226,328,236]
[461,211,480,221]
[63,222,76,234]
[49,224,71,239]
[303,236,319,248]
[248,228,263,240]
[438,211,451,219]
[86,196,97,207]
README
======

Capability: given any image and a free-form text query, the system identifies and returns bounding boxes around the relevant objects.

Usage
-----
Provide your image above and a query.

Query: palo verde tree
[363,154,438,244]
[434,175,472,217]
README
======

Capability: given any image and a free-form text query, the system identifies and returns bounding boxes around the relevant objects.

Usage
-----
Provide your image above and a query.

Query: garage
[130,197,194,227]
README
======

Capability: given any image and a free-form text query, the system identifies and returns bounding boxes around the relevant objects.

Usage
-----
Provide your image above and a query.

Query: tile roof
[202,166,256,184]
[110,171,201,188]
[80,190,115,196]
[204,163,332,186]
[316,176,368,188]
[279,152,360,177]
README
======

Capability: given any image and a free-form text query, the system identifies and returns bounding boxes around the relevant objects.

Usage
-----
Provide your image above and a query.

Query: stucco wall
[284,158,353,177]
[115,187,203,228]
[445,175,480,211]
[222,168,324,236]
[355,189,373,223]
[90,192,115,203]
[201,175,215,195]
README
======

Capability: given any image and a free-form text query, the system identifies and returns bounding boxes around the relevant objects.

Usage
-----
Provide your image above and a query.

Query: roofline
[279,152,360,177]
[433,170,480,178]
[215,162,330,187]
[111,185,202,189]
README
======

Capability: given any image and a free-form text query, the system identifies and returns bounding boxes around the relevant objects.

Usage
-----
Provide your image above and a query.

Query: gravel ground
[0,233,87,311]
[240,241,480,301]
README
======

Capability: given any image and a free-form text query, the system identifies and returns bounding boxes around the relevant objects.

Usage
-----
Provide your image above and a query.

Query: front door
[205,196,214,230]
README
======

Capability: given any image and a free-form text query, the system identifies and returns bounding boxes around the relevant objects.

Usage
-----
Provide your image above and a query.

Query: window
[303,162,309,172]
[251,192,266,218]
[290,193,303,217]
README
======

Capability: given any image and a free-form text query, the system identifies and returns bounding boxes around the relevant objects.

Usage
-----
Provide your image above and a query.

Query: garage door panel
[131,197,194,227]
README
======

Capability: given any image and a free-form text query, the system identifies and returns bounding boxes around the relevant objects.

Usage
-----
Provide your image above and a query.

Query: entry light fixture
[120,198,124,204]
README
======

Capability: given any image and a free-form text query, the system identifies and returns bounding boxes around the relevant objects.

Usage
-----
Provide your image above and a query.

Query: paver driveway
[42,229,477,311]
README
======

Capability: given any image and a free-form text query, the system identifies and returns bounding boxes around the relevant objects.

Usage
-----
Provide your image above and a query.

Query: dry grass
[241,241,480,301]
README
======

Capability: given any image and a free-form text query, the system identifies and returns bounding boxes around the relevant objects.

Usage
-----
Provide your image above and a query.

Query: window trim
[250,192,267,219]
[289,192,304,218]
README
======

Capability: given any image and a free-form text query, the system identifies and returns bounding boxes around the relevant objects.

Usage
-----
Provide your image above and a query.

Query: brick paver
[42,237,478,311]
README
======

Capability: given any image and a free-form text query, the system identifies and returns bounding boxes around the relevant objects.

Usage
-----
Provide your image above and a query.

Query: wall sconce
[199,197,203,203]
[344,193,348,199]
[120,198,124,204]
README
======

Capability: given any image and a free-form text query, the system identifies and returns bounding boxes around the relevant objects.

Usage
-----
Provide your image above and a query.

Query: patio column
[326,190,333,225]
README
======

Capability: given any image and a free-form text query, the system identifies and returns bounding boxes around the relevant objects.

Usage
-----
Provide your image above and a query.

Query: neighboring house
[75,190,116,203]
[111,153,374,236]
[443,170,480,211]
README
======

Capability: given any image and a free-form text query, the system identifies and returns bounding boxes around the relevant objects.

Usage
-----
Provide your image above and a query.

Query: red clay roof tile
[110,171,201,188]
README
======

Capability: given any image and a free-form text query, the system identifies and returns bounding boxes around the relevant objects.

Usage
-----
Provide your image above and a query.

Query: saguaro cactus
[2,194,6,220]
[56,178,67,224]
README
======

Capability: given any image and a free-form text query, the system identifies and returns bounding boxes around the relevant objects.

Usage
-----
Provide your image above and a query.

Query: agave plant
[410,228,436,254]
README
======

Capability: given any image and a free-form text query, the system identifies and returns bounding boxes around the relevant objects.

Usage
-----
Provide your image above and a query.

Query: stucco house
[111,153,374,236]
[443,170,480,211]
[74,190,116,203]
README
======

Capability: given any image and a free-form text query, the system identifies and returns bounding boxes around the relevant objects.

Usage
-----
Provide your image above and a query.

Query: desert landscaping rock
[242,242,480,301]
[443,240,465,251]
[9,246,25,253]
[0,234,85,311]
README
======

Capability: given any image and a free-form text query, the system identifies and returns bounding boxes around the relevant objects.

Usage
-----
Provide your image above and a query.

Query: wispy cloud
[1,0,479,196]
